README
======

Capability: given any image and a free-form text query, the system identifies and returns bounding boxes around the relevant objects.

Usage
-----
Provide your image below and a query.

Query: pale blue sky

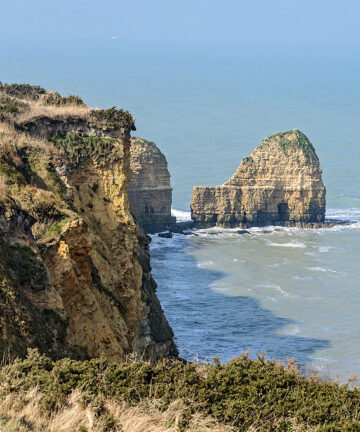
[1,0,359,48]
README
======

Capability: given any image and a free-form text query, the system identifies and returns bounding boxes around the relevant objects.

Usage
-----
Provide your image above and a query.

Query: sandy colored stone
[191,130,326,228]
[128,137,175,233]
[0,110,177,362]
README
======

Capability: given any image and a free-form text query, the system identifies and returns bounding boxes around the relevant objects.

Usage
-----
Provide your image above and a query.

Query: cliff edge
[0,83,177,361]
[191,130,326,228]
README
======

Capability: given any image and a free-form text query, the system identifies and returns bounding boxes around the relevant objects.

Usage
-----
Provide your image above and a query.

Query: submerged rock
[191,130,326,228]
[158,231,173,238]
[128,137,176,233]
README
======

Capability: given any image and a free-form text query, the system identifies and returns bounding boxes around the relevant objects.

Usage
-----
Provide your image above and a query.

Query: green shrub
[0,95,30,118]
[43,216,70,238]
[90,107,135,131]
[0,83,46,100]
[2,351,360,431]
[43,92,85,106]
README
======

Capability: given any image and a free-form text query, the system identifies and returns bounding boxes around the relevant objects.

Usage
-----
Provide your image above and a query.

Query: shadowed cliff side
[128,137,175,233]
[191,130,326,228]
[0,83,177,361]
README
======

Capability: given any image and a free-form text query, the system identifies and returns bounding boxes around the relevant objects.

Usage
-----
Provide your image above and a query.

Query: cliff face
[191,130,326,228]
[128,137,175,233]
[0,85,177,361]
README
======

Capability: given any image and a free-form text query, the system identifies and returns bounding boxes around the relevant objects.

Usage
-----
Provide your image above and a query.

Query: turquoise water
[2,41,360,379]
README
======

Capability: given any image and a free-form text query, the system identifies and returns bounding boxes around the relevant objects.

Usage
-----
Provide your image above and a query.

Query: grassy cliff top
[0,82,135,131]
[0,84,136,244]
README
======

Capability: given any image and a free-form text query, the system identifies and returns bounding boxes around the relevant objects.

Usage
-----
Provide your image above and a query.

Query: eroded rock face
[191,130,326,228]
[0,97,177,362]
[128,137,175,233]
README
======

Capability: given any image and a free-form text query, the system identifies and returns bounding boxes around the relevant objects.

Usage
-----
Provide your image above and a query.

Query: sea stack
[191,130,326,228]
[128,137,175,233]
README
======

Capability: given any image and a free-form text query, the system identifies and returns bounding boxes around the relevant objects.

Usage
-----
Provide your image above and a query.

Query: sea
[2,40,359,381]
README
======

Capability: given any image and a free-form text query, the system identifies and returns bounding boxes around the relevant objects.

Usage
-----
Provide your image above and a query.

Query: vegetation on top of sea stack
[262,129,318,161]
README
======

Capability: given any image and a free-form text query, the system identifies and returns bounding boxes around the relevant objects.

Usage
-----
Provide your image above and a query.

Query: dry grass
[0,389,236,432]
[16,99,91,123]
[0,121,50,152]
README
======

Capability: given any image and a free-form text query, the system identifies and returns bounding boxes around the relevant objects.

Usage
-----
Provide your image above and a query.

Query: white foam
[196,260,214,268]
[269,296,278,303]
[171,208,192,222]
[307,266,337,273]
[318,246,332,253]
[284,325,301,335]
[186,208,360,241]
[267,241,307,248]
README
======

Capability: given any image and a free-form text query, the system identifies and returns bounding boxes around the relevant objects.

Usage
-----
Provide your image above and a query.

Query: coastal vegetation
[264,130,317,161]
[89,107,136,131]
[0,83,135,132]
[49,132,122,167]
[0,350,359,431]
[0,83,46,100]
[43,92,85,106]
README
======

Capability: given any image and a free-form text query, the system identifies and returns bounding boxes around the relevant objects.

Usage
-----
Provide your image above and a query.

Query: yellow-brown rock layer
[191,130,326,228]
[128,137,175,233]
[0,91,177,361]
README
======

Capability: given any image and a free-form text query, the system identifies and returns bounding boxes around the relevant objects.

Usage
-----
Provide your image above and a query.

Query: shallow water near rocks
[151,209,360,381]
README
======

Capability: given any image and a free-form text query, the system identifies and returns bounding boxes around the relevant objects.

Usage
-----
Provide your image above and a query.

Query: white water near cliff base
[151,209,360,381]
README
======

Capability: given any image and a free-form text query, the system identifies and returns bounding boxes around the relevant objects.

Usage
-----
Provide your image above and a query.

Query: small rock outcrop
[128,137,175,233]
[191,130,326,228]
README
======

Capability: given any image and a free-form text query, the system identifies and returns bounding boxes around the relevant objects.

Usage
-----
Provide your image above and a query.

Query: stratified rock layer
[0,87,177,362]
[191,130,326,228]
[128,137,175,233]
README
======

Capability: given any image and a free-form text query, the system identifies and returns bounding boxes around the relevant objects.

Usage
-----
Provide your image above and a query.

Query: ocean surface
[2,40,359,380]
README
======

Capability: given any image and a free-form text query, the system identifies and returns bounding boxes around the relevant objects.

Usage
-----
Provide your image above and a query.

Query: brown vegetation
[0,350,359,431]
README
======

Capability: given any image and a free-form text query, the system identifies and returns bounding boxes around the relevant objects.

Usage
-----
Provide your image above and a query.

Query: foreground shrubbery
[1,350,360,431]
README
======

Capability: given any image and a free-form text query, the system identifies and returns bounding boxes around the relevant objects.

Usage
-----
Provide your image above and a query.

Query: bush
[1,351,360,431]
[0,82,46,100]
[43,92,85,106]
[90,107,136,131]
[0,95,30,119]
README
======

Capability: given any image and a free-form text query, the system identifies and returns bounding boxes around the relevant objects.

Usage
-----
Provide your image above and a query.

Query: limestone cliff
[128,137,175,233]
[191,130,326,228]
[0,84,177,361]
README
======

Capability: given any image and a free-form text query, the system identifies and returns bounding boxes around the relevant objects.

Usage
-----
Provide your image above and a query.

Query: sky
[1,0,360,49]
